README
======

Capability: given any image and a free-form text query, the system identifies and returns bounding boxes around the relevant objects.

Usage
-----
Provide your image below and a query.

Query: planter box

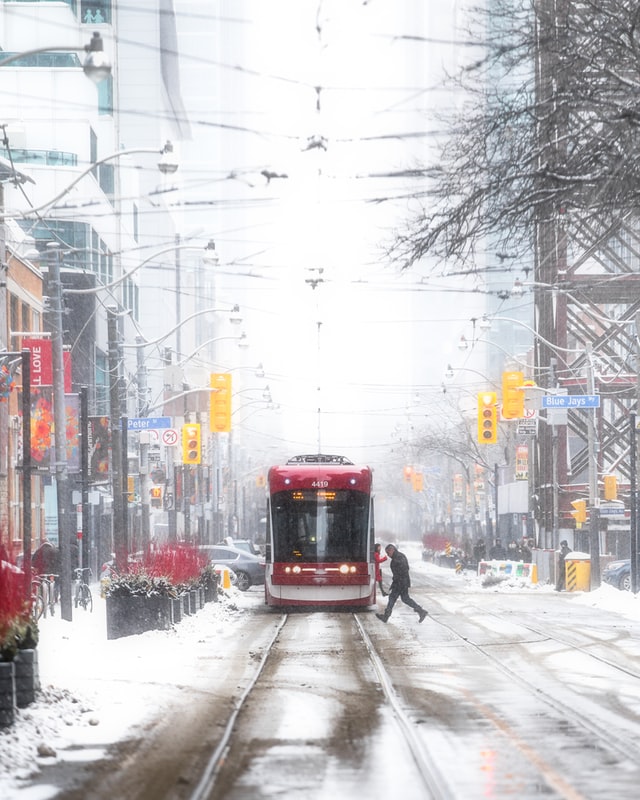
[14,649,39,708]
[171,596,183,624]
[0,661,16,727]
[189,590,197,614]
[182,592,191,616]
[106,595,172,640]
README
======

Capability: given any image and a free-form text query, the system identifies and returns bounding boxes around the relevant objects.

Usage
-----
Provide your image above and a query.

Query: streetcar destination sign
[127,416,172,430]
[541,395,600,409]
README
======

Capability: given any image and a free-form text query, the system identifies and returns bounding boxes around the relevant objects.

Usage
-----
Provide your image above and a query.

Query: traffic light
[477,392,498,444]
[502,371,525,419]
[570,499,587,525]
[210,373,232,432]
[182,423,201,464]
[603,474,617,501]
[403,465,413,482]
[149,486,163,508]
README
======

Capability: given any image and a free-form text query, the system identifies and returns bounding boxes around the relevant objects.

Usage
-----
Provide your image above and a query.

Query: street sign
[541,395,600,409]
[127,416,172,430]
[161,428,179,446]
[517,417,538,436]
[600,502,626,518]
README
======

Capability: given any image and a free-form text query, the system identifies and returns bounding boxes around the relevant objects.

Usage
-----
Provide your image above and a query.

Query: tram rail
[188,611,455,800]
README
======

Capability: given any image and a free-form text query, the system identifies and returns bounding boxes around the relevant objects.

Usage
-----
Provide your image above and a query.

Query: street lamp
[19,142,178,218]
[0,32,111,83]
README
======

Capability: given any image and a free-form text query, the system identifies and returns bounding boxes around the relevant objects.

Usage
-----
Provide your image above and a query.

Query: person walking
[376,543,428,623]
[555,540,572,591]
[374,542,388,596]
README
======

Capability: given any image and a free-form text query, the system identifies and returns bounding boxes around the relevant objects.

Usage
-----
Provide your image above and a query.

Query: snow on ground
[1,544,639,798]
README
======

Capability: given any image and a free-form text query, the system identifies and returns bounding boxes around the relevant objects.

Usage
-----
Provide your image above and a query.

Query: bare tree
[390,0,640,271]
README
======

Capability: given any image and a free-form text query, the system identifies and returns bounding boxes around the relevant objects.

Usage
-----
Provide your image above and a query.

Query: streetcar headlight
[339,564,349,574]
[350,565,356,573]
[292,565,301,574]
[285,566,291,574]
[349,478,356,485]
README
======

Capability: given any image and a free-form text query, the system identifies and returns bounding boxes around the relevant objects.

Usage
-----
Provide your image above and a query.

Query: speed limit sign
[162,428,179,446]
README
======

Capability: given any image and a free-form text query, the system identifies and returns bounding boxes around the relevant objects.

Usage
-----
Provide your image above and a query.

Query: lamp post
[0,32,111,82]
[20,141,178,219]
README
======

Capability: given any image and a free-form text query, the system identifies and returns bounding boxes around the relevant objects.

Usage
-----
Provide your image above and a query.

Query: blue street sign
[541,395,600,409]
[127,416,172,430]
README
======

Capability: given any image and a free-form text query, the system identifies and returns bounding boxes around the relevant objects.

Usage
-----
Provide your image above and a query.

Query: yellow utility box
[565,555,590,592]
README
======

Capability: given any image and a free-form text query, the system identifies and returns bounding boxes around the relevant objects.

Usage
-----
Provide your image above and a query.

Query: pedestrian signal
[150,486,163,508]
[570,498,587,526]
[477,392,498,444]
[182,423,201,465]
[501,371,525,419]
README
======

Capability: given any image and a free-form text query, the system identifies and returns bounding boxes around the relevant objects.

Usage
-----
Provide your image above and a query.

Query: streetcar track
[352,613,454,800]
[461,598,640,682]
[429,606,640,766]
[189,614,288,800]
[188,611,454,800]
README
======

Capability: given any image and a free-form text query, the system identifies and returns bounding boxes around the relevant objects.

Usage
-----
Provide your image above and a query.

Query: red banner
[22,338,72,391]
[23,337,52,388]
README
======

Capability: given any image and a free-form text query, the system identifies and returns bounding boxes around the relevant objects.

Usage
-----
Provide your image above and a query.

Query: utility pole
[48,243,72,620]
[586,345,601,586]
[137,338,151,552]
[108,306,127,572]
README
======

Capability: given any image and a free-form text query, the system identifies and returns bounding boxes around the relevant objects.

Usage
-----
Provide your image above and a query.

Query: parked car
[198,545,265,591]
[218,537,261,556]
[602,559,631,591]
[227,539,259,555]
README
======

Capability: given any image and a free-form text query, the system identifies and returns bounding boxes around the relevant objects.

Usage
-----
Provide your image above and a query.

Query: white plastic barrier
[478,559,538,583]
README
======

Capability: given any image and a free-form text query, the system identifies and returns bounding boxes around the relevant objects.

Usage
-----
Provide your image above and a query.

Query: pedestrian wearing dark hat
[376,544,428,623]
[555,540,571,591]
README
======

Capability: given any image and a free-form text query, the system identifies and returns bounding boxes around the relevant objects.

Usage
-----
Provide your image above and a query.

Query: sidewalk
[0,586,252,797]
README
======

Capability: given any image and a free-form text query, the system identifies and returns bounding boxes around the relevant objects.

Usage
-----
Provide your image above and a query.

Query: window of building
[81,1,111,24]
[10,295,19,335]
[0,52,81,68]
[97,75,113,115]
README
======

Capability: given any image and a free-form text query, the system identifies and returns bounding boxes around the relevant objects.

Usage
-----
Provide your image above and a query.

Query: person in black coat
[376,544,428,623]
[555,540,572,591]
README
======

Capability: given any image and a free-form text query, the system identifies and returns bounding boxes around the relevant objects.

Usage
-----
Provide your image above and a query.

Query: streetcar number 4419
[311,480,329,488]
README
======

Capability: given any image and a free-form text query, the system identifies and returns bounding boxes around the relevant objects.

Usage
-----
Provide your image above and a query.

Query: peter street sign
[541,395,600,409]
[127,416,172,430]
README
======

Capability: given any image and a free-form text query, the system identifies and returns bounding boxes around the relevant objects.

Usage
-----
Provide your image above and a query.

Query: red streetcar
[264,454,376,607]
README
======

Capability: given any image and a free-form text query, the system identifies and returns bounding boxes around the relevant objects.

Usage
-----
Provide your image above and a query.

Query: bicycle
[73,567,93,612]
[31,573,58,620]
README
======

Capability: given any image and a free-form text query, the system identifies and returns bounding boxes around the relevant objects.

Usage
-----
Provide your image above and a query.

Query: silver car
[199,545,265,591]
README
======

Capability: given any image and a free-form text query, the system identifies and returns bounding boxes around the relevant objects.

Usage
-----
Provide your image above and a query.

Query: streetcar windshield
[271,489,369,562]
